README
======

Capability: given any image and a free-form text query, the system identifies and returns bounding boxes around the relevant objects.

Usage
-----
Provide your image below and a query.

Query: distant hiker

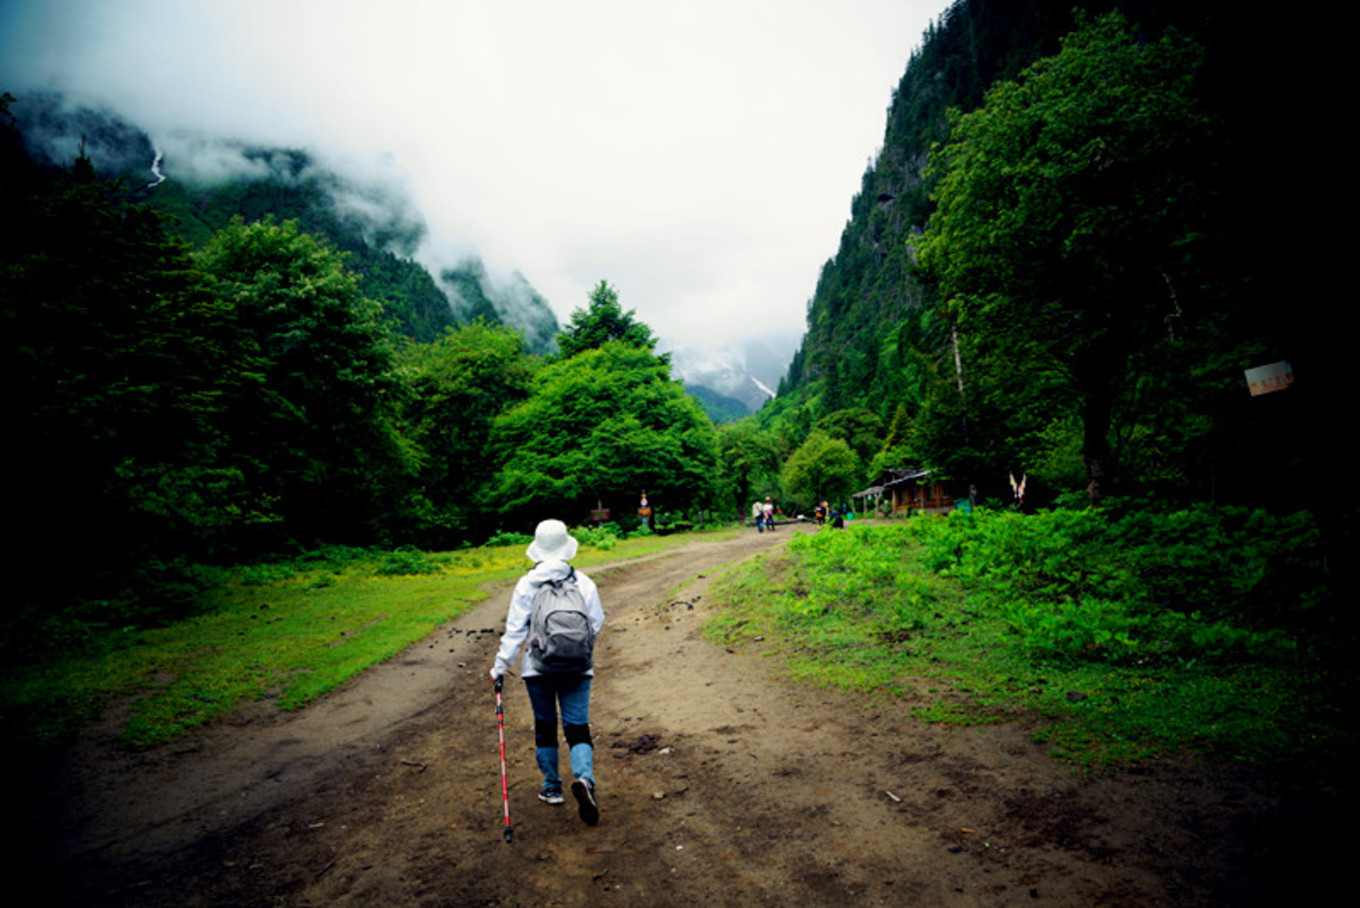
[752,499,765,532]
[763,497,776,531]
[490,519,605,826]
[814,500,828,527]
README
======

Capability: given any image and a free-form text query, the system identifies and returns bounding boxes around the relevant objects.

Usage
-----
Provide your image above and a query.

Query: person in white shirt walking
[490,520,605,825]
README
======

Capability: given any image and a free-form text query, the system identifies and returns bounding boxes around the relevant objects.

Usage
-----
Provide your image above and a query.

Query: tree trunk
[1080,378,1116,505]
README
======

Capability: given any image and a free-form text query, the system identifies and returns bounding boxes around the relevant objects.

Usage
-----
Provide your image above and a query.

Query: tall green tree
[197,218,414,542]
[780,432,860,510]
[489,342,718,526]
[556,280,658,359]
[813,408,885,477]
[715,420,785,516]
[399,321,535,544]
[2,148,244,619]
[918,13,1216,502]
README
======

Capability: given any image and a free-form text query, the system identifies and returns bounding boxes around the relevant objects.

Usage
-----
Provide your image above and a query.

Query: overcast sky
[1,0,949,361]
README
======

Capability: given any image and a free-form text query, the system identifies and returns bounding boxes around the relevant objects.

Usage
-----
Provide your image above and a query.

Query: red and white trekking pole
[494,675,513,843]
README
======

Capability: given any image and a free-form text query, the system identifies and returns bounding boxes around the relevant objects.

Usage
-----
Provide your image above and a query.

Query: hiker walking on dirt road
[490,519,605,825]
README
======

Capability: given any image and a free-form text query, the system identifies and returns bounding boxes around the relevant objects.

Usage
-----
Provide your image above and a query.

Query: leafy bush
[484,530,534,549]
[2,556,225,666]
[297,545,372,568]
[374,547,444,576]
[235,560,301,586]
[572,524,620,550]
[760,525,938,654]
[705,511,1342,772]
[908,503,1319,665]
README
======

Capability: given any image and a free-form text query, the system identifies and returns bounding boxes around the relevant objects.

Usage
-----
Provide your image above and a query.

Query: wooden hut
[853,468,958,516]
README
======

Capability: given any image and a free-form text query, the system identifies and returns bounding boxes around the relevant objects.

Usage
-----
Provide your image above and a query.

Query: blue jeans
[524,675,594,789]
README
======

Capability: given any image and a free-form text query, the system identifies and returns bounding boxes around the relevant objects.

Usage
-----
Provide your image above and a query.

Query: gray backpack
[526,569,595,674]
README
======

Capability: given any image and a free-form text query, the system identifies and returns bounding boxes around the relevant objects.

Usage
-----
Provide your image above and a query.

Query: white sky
[0,0,949,355]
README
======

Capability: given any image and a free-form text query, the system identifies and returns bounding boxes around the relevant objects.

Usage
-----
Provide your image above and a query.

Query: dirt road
[30,525,1320,905]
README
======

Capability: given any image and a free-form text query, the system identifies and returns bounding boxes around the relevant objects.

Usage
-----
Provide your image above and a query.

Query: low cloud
[1,0,948,362]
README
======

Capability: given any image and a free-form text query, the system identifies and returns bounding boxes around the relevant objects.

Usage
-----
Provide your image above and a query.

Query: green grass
[704,520,1349,785]
[2,528,730,752]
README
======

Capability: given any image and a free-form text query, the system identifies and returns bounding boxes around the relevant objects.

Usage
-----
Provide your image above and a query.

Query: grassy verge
[2,528,723,752]
[704,516,1349,788]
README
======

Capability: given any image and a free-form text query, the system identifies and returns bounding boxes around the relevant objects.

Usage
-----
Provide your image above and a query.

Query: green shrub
[236,562,300,586]
[908,503,1320,665]
[374,547,443,576]
[571,523,620,550]
[484,530,533,548]
[705,510,1341,773]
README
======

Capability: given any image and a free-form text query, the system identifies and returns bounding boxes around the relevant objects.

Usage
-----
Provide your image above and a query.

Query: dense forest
[2,0,1347,647]
[1,91,717,639]
[736,0,1339,526]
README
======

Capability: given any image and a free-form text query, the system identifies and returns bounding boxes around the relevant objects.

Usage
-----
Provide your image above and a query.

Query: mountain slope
[780,0,1225,416]
[7,91,559,349]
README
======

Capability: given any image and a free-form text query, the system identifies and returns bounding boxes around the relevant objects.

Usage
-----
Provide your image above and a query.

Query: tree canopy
[399,321,535,545]
[556,280,658,359]
[715,421,786,514]
[489,341,718,525]
[813,408,885,479]
[197,218,414,541]
[918,12,1217,502]
[2,150,243,614]
[780,432,860,509]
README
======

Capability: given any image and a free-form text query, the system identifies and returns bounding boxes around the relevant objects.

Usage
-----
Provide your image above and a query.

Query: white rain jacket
[492,560,605,679]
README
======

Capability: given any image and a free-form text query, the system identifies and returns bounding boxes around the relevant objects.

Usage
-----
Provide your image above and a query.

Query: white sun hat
[526,519,579,563]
